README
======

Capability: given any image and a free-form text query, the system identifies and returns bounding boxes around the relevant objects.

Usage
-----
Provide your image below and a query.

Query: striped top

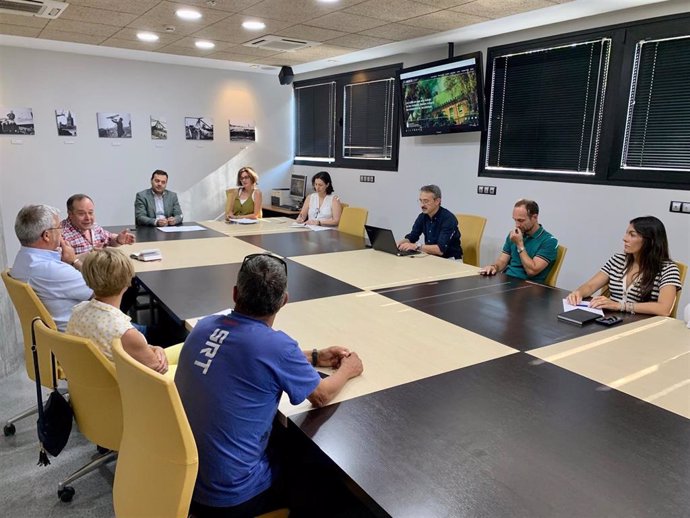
[601,253,681,302]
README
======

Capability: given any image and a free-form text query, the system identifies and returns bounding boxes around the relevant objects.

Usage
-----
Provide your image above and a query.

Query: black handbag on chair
[31,317,73,466]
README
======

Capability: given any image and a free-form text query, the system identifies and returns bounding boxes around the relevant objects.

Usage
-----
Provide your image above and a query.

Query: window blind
[343,78,395,160]
[295,82,336,162]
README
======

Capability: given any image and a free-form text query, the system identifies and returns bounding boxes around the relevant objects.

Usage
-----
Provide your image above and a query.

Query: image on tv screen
[400,57,482,135]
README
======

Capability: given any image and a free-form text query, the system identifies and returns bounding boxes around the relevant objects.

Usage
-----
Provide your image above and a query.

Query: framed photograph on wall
[55,109,77,136]
[229,120,255,141]
[1,107,35,135]
[97,112,132,138]
[150,116,167,140]
[185,116,213,140]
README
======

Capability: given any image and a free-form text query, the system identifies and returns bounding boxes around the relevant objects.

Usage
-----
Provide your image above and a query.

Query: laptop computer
[365,225,421,257]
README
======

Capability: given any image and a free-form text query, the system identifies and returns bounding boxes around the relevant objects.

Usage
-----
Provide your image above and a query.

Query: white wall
[294,0,690,313]
[0,47,293,262]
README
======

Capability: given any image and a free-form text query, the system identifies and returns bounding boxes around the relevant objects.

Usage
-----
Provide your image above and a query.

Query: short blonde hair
[81,248,134,297]
[236,166,259,186]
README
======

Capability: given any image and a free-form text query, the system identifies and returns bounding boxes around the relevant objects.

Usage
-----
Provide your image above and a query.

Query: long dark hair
[626,216,671,301]
[312,171,334,195]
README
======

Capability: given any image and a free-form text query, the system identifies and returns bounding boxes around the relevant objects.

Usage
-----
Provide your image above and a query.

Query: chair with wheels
[455,214,487,267]
[111,338,197,518]
[338,207,369,238]
[544,245,567,288]
[32,318,122,502]
[1,269,59,437]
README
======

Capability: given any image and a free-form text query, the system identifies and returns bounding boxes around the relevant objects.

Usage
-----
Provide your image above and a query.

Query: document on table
[289,222,335,231]
[157,225,207,232]
[562,299,604,316]
[226,218,258,224]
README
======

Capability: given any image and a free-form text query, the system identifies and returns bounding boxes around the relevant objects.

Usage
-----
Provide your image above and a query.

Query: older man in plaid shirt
[60,194,135,267]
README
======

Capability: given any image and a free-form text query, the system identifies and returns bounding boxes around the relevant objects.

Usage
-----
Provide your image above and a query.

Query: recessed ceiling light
[176,9,202,20]
[318,0,340,3]
[136,32,159,42]
[242,21,266,30]
[195,40,215,49]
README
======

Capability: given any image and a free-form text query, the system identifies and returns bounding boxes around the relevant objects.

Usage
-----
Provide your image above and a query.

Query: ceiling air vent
[0,0,68,18]
[243,35,320,53]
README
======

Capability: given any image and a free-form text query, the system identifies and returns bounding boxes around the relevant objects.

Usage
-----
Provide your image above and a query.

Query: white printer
[271,189,292,207]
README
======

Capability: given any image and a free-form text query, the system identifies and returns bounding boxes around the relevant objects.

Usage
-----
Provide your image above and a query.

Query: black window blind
[295,82,336,161]
[343,78,395,160]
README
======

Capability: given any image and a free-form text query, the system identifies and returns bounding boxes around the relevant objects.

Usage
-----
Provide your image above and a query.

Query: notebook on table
[557,308,601,326]
[364,225,421,257]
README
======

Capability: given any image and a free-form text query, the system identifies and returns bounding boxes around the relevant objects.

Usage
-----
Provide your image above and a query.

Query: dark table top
[103,221,227,241]
[375,274,648,350]
[237,230,365,257]
[136,259,361,324]
[290,353,690,518]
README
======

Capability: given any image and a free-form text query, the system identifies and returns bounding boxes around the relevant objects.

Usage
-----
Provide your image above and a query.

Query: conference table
[116,220,690,517]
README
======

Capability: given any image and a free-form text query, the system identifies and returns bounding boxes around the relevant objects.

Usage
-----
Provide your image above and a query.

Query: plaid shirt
[60,218,115,255]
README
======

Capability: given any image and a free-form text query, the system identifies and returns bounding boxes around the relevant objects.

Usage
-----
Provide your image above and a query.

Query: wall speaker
[278,66,294,85]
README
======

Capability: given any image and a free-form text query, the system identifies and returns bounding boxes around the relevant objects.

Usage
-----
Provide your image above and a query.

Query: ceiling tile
[191,13,293,43]
[325,33,394,50]
[182,0,262,12]
[344,0,440,23]
[285,44,354,61]
[44,19,120,38]
[450,0,557,19]
[241,0,364,25]
[108,27,182,45]
[168,36,234,52]
[411,0,476,7]
[100,37,167,51]
[0,12,49,28]
[65,0,160,15]
[38,29,107,45]
[275,24,347,42]
[218,44,282,57]
[156,44,219,57]
[0,24,42,37]
[399,9,489,30]
[306,12,387,32]
[59,5,139,27]
[358,22,436,41]
[250,54,306,66]
[126,1,231,36]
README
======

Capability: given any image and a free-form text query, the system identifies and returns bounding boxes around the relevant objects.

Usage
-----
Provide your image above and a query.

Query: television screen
[398,51,485,136]
[290,174,307,199]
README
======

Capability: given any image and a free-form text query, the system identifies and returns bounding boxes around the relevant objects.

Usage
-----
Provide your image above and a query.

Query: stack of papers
[289,222,334,231]
[130,249,162,262]
[226,218,258,225]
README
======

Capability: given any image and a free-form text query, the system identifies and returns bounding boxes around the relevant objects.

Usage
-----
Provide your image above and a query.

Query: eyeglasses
[240,253,288,275]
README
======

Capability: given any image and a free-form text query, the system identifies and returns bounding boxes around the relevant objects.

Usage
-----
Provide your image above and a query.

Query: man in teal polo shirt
[480,199,558,283]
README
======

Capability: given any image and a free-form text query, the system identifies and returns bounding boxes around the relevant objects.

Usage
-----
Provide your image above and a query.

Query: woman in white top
[67,248,172,374]
[296,171,342,227]
[225,166,263,220]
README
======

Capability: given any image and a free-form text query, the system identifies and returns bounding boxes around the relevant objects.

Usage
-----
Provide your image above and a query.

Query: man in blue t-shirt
[479,199,558,283]
[397,184,463,259]
[175,254,363,517]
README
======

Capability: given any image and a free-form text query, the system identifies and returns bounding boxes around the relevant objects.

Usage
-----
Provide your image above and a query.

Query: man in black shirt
[397,184,462,259]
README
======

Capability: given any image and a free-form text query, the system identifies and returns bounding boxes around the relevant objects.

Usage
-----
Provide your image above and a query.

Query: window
[621,35,690,173]
[294,64,401,171]
[480,12,690,190]
[486,39,611,175]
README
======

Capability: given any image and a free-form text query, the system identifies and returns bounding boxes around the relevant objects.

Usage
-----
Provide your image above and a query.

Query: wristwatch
[517,247,525,254]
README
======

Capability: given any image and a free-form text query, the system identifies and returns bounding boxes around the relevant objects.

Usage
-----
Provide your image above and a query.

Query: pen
[576,303,589,307]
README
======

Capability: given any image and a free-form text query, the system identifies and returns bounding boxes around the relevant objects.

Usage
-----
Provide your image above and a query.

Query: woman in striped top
[567,216,681,316]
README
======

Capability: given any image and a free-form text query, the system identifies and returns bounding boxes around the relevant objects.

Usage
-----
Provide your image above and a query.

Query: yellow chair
[544,245,567,288]
[670,261,687,319]
[32,318,121,502]
[600,260,686,318]
[1,269,59,436]
[456,214,487,267]
[338,207,369,238]
[111,338,198,518]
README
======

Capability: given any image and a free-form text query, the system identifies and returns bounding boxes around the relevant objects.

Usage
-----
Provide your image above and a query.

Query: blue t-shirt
[175,312,321,507]
[501,225,558,283]
[404,206,463,259]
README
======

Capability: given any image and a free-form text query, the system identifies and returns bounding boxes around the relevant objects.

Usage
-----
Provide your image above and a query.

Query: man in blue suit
[134,169,183,227]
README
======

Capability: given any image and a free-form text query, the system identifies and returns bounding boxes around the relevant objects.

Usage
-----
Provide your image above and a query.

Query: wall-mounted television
[397,51,485,136]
